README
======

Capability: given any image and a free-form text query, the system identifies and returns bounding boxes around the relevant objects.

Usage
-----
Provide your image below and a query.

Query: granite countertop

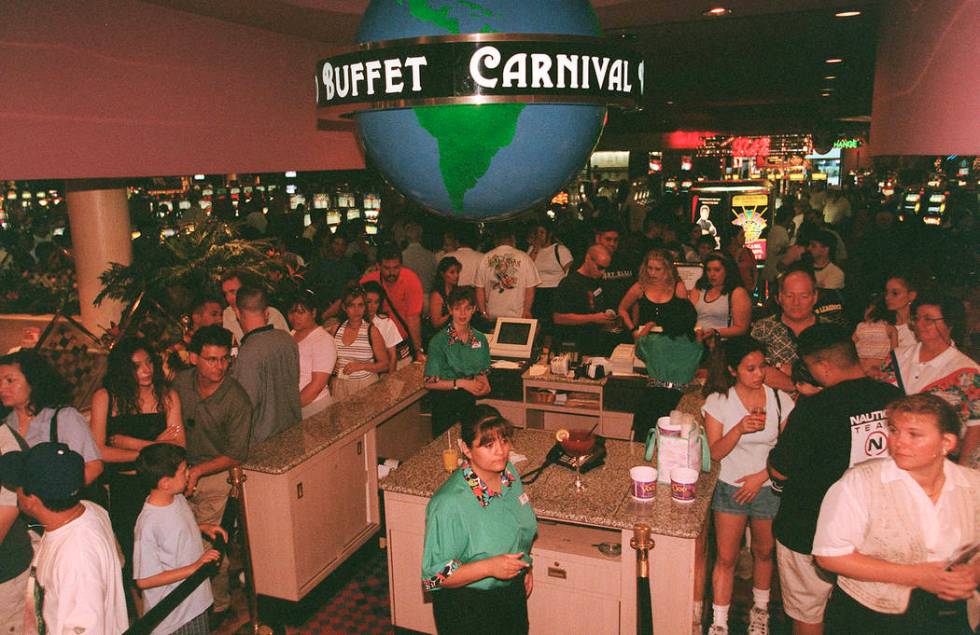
[381,427,719,539]
[242,363,425,474]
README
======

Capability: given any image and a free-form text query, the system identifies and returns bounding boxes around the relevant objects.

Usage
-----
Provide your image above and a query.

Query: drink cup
[442,448,459,473]
[630,466,657,500]
[670,467,699,503]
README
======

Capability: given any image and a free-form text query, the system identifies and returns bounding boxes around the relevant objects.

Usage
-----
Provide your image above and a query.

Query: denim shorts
[711,480,780,519]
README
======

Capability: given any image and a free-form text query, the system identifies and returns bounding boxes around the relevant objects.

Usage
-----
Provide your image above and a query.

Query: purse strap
[48,407,62,444]
[890,349,906,393]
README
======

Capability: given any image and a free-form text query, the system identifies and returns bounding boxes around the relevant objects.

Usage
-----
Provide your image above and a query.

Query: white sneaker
[748,606,769,635]
[707,624,728,635]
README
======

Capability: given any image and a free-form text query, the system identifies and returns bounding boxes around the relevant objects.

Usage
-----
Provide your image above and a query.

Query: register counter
[381,406,718,634]
[240,363,427,601]
[483,365,653,440]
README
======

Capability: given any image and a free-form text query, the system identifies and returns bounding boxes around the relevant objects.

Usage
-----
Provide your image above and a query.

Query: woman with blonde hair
[618,248,690,335]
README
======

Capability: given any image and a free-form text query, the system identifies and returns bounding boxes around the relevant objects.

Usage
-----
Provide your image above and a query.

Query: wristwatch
[452,379,457,389]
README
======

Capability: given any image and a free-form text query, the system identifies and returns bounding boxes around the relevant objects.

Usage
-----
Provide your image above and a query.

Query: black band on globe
[316,34,644,119]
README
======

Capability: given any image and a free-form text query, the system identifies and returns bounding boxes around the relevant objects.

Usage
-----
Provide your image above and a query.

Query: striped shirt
[334,320,375,380]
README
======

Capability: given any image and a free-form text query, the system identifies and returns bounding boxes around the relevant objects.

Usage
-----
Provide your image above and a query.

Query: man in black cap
[1,443,128,634]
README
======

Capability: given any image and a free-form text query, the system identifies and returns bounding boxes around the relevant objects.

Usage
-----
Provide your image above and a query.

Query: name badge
[519,492,530,506]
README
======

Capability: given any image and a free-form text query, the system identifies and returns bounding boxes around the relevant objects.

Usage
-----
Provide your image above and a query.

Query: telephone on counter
[521,436,607,484]
[554,436,607,473]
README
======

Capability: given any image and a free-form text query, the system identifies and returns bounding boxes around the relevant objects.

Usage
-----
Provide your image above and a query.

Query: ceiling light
[821,87,835,92]
[820,92,833,97]
[824,75,837,80]
[702,7,731,17]
[825,58,844,64]
[835,10,862,17]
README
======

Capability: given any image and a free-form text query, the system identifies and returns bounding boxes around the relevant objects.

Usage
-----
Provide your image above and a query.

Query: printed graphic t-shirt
[768,377,903,554]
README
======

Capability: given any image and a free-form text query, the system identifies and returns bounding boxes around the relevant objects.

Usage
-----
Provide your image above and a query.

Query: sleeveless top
[334,320,375,380]
[638,295,688,327]
[107,411,167,473]
[694,290,730,330]
[853,321,892,359]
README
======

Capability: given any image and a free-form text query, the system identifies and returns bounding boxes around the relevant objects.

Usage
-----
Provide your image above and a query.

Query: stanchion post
[230,467,274,635]
[630,523,655,635]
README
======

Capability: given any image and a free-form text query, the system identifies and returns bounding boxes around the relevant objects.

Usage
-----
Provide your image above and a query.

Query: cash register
[488,317,539,363]
[485,318,539,401]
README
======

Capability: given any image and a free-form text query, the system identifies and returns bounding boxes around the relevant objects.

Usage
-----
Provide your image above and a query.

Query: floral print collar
[447,323,481,349]
[461,460,515,507]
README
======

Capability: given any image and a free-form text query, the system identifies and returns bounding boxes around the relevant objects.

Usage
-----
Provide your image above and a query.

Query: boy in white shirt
[135,443,227,634]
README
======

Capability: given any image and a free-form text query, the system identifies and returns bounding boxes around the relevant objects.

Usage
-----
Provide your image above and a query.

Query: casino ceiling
[143,0,880,136]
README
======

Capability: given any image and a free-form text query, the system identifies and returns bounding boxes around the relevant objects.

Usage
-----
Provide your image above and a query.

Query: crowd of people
[0,177,977,634]
[410,184,978,635]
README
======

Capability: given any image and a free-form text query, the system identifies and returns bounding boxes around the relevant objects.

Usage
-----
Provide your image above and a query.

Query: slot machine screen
[365,224,379,235]
[327,210,341,225]
[178,201,191,210]
[338,194,356,208]
[347,209,362,220]
[363,194,381,209]
[303,213,312,227]
[289,194,306,210]
[313,193,330,209]
[200,200,212,211]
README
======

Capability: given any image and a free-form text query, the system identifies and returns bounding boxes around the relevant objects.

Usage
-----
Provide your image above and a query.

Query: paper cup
[629,466,658,500]
[657,416,681,437]
[670,467,699,503]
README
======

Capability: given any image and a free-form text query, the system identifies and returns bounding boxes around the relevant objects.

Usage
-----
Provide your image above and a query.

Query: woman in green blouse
[422,405,538,635]
[424,286,492,437]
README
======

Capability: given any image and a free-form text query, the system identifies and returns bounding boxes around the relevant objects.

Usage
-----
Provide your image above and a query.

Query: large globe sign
[316,0,644,220]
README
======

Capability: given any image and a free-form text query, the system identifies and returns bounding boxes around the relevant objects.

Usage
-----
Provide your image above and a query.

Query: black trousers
[825,584,972,635]
[432,577,529,635]
[631,386,684,442]
[431,388,478,438]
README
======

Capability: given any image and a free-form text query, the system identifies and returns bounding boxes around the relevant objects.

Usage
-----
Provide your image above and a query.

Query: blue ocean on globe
[354,0,608,220]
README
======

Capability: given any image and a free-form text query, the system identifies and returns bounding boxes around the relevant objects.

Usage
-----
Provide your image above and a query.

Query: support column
[65,180,132,335]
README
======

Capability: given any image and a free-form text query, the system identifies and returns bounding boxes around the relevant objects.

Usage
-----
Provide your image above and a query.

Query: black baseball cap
[0,442,84,500]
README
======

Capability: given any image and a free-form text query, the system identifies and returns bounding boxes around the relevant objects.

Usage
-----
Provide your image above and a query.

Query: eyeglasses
[913,314,945,325]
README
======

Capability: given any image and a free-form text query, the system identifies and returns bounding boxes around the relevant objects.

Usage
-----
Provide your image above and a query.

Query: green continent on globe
[415,103,525,212]
[394,0,495,35]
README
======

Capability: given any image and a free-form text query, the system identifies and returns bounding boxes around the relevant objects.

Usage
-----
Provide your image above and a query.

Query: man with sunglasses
[553,244,619,355]
[172,325,252,622]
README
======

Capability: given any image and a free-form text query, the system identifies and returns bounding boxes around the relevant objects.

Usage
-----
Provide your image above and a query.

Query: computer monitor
[489,318,538,360]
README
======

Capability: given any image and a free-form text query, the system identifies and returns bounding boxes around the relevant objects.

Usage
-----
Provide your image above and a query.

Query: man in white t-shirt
[220,271,290,345]
[821,188,851,226]
[1,443,128,634]
[474,225,541,321]
[807,230,845,290]
[443,226,484,288]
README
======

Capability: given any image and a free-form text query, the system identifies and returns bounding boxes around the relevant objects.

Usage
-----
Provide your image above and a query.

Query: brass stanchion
[631,523,655,635]
[230,467,275,635]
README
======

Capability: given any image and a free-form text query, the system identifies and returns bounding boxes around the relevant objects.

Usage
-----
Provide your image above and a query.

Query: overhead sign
[833,138,863,149]
[316,35,644,117]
